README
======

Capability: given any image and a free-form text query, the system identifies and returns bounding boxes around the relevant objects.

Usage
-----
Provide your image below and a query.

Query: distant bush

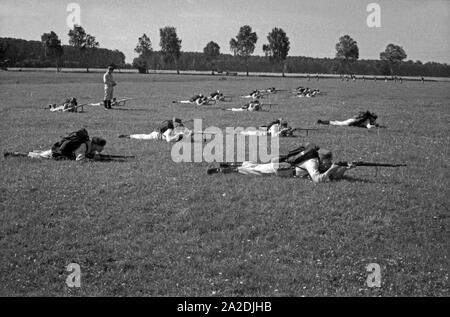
[132,57,149,74]
[0,37,127,70]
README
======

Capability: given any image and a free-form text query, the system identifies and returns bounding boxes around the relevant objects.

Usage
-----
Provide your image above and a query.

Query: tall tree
[203,41,220,75]
[41,31,64,72]
[134,33,153,73]
[68,25,99,72]
[230,25,258,76]
[159,26,182,74]
[380,44,407,75]
[262,27,290,77]
[335,35,359,74]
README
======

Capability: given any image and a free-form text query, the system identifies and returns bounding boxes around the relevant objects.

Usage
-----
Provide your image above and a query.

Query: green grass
[0,71,449,296]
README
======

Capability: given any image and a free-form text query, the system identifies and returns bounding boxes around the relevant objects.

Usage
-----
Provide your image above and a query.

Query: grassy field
[0,71,449,296]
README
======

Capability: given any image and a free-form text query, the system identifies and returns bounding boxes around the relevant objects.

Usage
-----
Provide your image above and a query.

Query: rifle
[214,96,233,102]
[180,119,194,124]
[261,103,278,110]
[335,161,407,167]
[70,103,87,112]
[290,127,321,136]
[193,130,220,135]
[99,154,135,159]
[112,98,134,107]
[92,154,136,162]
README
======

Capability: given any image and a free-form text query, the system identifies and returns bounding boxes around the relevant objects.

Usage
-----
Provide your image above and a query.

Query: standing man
[103,65,117,109]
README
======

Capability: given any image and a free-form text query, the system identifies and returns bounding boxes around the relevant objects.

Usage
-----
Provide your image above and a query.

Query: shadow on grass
[340,175,376,183]
[3,157,45,164]
[341,175,404,185]
[88,159,131,163]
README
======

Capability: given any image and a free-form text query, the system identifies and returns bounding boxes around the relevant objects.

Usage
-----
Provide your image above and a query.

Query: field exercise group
[5,65,406,183]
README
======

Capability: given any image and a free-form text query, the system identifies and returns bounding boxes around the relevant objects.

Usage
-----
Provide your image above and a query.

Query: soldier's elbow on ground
[309,173,327,183]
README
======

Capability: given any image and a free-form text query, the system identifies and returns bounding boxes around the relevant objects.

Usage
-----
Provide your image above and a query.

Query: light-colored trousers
[129,129,190,143]
[237,161,293,177]
[104,86,114,101]
[129,132,161,140]
[329,118,356,126]
[240,130,268,136]
[329,119,375,129]
[28,149,53,159]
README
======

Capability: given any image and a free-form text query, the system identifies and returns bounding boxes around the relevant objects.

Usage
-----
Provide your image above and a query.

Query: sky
[1,0,449,64]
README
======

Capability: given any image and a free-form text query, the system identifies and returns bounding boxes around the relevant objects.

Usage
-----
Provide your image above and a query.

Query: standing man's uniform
[103,66,116,109]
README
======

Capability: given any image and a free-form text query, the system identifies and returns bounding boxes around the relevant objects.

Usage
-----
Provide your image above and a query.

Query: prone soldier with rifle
[4,128,133,162]
[172,94,213,106]
[46,97,86,113]
[207,143,406,182]
[118,118,199,143]
[317,110,385,129]
[209,90,232,102]
[238,118,322,137]
[225,99,277,112]
[238,118,292,137]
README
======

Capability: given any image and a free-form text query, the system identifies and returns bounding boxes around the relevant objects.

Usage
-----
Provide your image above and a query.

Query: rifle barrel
[336,161,406,167]
[99,154,135,159]
[292,127,320,131]
[193,131,219,135]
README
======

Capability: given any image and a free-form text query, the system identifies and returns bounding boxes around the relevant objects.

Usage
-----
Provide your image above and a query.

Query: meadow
[0,71,449,296]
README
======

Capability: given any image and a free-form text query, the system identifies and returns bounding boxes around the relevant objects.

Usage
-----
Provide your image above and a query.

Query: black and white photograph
[0,0,449,301]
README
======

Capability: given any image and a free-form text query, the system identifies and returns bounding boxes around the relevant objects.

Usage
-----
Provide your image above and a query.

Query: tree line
[0,25,126,72]
[1,24,449,77]
[133,26,450,77]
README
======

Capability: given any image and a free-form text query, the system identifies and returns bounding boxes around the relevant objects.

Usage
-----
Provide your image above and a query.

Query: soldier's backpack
[189,95,202,102]
[51,128,90,160]
[280,143,320,166]
[352,111,378,127]
[159,119,183,133]
[352,111,371,126]
[265,119,281,131]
